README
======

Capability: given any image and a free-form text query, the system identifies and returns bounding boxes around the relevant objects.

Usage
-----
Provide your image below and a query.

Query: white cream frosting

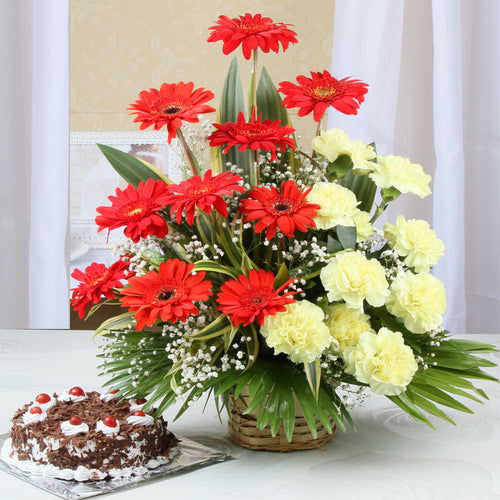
[129,399,147,412]
[59,390,86,403]
[22,408,47,425]
[61,420,90,436]
[126,414,154,426]
[100,391,119,402]
[0,438,177,482]
[34,395,56,411]
[96,420,120,436]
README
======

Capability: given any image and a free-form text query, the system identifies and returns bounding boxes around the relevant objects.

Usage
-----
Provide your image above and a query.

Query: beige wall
[70,0,335,145]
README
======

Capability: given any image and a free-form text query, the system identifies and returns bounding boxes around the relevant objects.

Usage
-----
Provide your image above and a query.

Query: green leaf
[410,383,473,414]
[97,144,172,186]
[304,359,321,400]
[187,314,232,340]
[336,225,357,250]
[256,66,289,125]
[388,392,435,428]
[94,312,136,337]
[326,235,343,254]
[409,390,456,425]
[193,260,238,279]
[327,154,353,180]
[274,262,289,288]
[338,169,377,213]
[218,57,251,177]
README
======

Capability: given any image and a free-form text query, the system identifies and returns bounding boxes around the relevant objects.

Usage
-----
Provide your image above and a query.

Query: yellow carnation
[384,215,445,272]
[326,303,374,351]
[308,182,359,230]
[261,300,334,364]
[343,328,418,396]
[312,128,376,173]
[320,251,390,309]
[353,209,375,242]
[386,270,447,333]
[369,155,431,198]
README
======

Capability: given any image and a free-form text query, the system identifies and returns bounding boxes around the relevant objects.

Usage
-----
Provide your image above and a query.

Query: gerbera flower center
[158,289,175,301]
[271,199,294,215]
[238,124,270,138]
[89,273,107,287]
[188,182,214,197]
[304,80,344,100]
[120,200,151,220]
[243,288,272,309]
[163,105,182,115]
[236,19,274,35]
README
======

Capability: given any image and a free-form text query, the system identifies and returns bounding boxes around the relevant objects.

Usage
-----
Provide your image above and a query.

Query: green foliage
[389,339,497,427]
[97,144,173,186]
[256,67,289,125]
[217,57,251,178]
[336,225,357,250]
[216,359,350,441]
[338,169,377,213]
[327,154,353,180]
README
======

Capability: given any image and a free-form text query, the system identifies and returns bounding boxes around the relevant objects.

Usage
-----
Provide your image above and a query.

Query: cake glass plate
[0,433,232,499]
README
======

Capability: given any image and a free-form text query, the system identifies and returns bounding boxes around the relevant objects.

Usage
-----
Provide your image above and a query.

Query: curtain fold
[332,0,500,333]
[0,0,69,329]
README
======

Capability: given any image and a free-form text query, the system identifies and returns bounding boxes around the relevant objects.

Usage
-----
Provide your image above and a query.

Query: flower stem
[311,116,323,159]
[370,200,389,223]
[177,128,200,177]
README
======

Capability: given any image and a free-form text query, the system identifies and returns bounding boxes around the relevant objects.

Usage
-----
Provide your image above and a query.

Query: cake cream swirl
[96,420,121,436]
[59,390,87,403]
[100,391,119,402]
[22,409,47,425]
[126,414,154,426]
[61,420,89,436]
[129,399,147,412]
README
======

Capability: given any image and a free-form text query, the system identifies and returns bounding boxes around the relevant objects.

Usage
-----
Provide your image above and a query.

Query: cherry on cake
[0,389,178,481]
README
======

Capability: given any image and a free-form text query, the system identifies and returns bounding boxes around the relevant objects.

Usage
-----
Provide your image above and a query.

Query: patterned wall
[70,0,335,146]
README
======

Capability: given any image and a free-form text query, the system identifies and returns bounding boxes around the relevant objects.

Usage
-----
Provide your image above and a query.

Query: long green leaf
[218,57,251,177]
[94,312,136,337]
[97,144,172,186]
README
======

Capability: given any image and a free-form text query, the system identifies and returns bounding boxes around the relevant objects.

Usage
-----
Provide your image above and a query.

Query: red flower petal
[216,269,296,326]
[278,71,368,122]
[239,180,319,240]
[96,179,170,242]
[70,260,130,319]
[128,82,215,143]
[164,170,244,225]
[207,110,296,160]
[208,13,298,59]
[120,258,213,330]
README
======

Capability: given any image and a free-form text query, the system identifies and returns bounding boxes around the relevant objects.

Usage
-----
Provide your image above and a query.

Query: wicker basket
[228,393,336,452]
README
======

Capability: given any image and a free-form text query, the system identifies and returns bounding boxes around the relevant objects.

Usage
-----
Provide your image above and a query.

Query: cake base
[1,437,178,482]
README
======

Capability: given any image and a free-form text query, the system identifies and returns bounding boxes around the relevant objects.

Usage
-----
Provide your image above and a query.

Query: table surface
[1,330,500,500]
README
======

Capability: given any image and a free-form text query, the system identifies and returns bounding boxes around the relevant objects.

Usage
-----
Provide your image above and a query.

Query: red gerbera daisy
[165,169,244,225]
[279,70,368,122]
[240,180,320,239]
[208,13,298,60]
[120,259,213,330]
[207,110,296,160]
[217,269,296,327]
[70,260,130,319]
[96,179,170,243]
[128,82,215,143]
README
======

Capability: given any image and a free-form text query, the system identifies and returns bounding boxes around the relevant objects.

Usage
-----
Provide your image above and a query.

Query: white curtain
[0,0,69,329]
[331,0,500,334]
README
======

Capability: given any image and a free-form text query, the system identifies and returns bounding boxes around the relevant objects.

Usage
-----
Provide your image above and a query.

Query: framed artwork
[69,131,182,286]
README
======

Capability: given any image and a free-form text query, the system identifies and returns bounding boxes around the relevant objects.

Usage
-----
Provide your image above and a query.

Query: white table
[1,330,499,500]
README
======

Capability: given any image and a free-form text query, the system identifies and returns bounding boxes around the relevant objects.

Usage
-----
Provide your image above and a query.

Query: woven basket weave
[228,393,336,452]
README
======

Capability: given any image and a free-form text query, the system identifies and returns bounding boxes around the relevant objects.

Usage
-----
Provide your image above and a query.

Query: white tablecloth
[1,330,499,500]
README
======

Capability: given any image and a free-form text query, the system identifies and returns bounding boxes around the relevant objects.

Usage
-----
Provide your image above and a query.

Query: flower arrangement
[71,12,497,449]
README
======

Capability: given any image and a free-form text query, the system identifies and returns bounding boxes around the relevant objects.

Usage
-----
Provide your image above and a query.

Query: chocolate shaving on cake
[7,390,178,480]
